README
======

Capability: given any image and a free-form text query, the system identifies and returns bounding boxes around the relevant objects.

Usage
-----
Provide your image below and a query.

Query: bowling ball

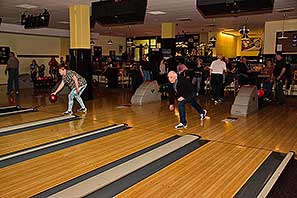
[49,94,58,103]
[37,77,41,80]
[8,95,15,104]
[257,89,265,98]
[16,105,21,109]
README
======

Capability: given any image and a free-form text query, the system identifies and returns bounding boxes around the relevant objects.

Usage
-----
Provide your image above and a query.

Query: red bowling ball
[49,94,58,103]
[257,89,265,98]
[8,95,15,104]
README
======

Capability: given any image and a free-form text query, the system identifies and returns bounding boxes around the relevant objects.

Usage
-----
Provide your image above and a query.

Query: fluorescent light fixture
[278,32,288,39]
[127,38,133,44]
[16,4,38,9]
[148,11,166,15]
[58,21,69,24]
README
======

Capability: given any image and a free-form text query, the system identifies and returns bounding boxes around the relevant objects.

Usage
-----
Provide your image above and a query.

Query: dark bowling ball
[8,95,15,104]
[49,94,58,103]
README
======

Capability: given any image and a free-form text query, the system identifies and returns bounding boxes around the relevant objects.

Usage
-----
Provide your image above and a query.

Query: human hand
[169,105,174,111]
[177,97,184,101]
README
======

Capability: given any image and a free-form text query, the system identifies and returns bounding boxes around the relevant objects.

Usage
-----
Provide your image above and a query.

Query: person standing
[30,59,38,83]
[51,65,87,115]
[168,71,207,129]
[140,54,152,81]
[5,52,20,94]
[209,55,226,104]
[192,58,204,96]
[272,53,286,105]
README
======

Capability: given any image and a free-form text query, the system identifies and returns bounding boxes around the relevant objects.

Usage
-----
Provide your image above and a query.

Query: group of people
[29,59,45,82]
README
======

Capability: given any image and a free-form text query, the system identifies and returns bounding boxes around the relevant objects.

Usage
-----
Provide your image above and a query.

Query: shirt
[62,70,87,89]
[210,59,226,74]
[7,56,19,69]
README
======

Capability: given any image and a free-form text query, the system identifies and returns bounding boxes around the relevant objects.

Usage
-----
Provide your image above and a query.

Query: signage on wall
[293,34,297,47]
[276,31,297,53]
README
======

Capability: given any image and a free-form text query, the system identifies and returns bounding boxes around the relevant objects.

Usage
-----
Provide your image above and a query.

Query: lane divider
[0,114,80,137]
[0,123,129,168]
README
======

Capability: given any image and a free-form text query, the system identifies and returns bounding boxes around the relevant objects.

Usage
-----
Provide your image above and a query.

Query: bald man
[168,71,207,129]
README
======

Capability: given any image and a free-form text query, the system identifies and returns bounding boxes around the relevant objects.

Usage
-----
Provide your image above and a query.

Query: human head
[168,71,178,83]
[241,56,247,63]
[266,58,272,66]
[32,59,36,64]
[58,65,67,76]
[9,52,15,57]
[217,55,223,60]
[275,52,283,61]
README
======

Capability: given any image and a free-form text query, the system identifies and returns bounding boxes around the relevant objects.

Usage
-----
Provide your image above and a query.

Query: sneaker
[200,109,207,120]
[175,123,187,129]
[63,110,73,115]
[77,108,87,113]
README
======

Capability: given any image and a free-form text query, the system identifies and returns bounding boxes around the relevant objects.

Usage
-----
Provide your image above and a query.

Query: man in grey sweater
[5,52,20,94]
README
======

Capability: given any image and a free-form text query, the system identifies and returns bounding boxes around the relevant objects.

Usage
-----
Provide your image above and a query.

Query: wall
[264,19,297,54]
[92,35,126,56]
[0,32,61,84]
[214,32,237,58]
[0,32,126,84]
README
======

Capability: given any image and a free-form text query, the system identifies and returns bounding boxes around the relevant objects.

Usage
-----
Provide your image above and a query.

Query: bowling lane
[0,110,59,128]
[0,127,174,198]
[117,141,270,198]
[0,114,113,156]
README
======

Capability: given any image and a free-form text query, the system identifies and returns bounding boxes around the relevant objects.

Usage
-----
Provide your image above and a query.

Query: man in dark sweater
[272,53,287,105]
[168,71,207,129]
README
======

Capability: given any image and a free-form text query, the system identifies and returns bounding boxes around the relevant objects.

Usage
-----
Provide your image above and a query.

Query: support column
[69,5,92,100]
[161,23,176,57]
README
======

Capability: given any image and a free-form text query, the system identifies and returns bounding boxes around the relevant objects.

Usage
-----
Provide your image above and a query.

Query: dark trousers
[178,94,204,125]
[211,74,223,100]
[7,69,19,93]
[275,80,285,104]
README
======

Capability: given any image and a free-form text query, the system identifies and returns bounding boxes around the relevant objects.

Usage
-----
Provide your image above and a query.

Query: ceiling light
[58,21,69,24]
[278,13,288,40]
[210,36,216,42]
[148,11,166,15]
[127,38,133,44]
[241,33,249,40]
[16,4,38,9]
[278,32,288,40]
[107,40,113,45]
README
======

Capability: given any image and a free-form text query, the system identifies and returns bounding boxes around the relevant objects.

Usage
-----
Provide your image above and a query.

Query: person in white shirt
[209,55,227,103]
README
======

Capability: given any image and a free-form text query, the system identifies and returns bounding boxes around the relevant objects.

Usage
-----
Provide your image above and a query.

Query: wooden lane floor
[0,110,60,128]
[0,113,117,156]
[117,141,271,198]
[0,127,176,198]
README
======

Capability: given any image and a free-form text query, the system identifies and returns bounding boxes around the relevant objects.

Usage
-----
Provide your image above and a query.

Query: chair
[224,77,239,96]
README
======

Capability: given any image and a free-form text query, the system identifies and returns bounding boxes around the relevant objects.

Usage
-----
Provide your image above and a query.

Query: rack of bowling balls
[34,76,55,89]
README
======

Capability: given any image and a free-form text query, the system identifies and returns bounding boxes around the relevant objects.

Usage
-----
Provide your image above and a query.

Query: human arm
[276,67,286,81]
[72,74,79,94]
[51,80,65,95]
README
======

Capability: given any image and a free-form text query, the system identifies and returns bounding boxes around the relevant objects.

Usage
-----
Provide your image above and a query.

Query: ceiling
[0,0,297,37]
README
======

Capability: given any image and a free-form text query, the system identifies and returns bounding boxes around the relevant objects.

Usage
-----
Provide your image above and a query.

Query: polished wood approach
[118,142,271,198]
[0,87,296,198]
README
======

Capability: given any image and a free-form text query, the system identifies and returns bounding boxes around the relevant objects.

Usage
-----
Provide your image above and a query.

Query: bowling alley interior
[1,0,297,197]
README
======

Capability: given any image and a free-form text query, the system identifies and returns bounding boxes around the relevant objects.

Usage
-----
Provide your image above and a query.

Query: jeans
[263,81,272,98]
[178,93,204,125]
[192,77,202,95]
[67,84,87,112]
[7,69,19,93]
[143,70,152,81]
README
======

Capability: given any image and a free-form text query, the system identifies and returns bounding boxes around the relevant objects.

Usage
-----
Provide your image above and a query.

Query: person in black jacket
[168,71,207,129]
